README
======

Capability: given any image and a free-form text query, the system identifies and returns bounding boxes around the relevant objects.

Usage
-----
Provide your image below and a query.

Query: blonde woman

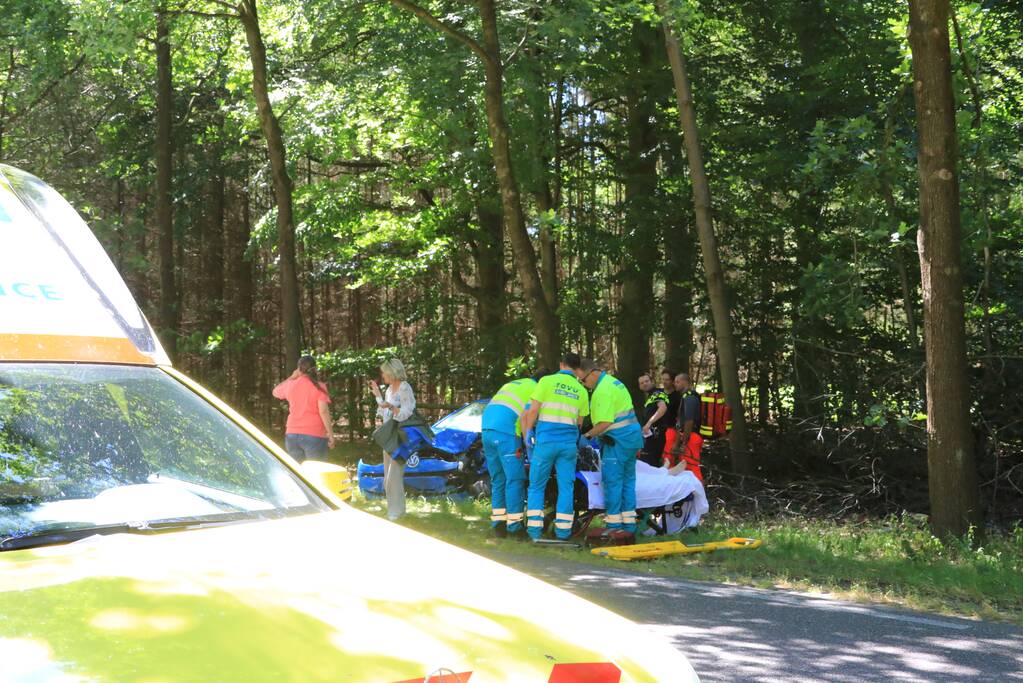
[370,358,434,520]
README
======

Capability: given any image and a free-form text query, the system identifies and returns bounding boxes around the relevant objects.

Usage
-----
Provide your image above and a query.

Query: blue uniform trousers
[527,439,577,539]
[482,429,525,532]
[601,433,643,532]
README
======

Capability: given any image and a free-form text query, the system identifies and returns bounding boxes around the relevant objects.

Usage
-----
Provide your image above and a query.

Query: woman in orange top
[272,355,335,462]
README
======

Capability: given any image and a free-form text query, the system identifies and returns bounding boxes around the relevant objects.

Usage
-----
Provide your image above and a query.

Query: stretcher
[590,537,762,561]
[552,458,710,537]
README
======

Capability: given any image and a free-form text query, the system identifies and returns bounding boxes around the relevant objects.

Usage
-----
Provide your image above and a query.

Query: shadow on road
[491,553,1023,683]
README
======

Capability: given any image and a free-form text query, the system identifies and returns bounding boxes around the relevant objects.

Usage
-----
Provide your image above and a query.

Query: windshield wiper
[0,512,266,552]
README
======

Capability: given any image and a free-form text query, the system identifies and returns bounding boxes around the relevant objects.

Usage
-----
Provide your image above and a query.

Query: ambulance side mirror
[299,460,354,502]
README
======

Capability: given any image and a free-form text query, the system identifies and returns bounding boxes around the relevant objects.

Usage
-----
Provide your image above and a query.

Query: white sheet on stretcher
[579,460,710,530]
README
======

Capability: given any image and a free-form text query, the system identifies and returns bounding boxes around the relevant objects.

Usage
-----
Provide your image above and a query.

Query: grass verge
[352,495,1023,625]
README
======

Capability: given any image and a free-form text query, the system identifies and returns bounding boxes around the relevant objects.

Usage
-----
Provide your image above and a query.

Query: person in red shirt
[272,355,335,462]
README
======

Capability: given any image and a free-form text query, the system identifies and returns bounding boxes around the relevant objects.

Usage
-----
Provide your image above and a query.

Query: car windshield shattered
[432,401,486,433]
[0,364,328,545]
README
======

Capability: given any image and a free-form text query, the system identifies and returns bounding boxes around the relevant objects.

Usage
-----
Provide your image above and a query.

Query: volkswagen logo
[407,453,420,468]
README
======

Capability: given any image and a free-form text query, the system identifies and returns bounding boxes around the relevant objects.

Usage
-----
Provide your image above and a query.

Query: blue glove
[522,430,535,458]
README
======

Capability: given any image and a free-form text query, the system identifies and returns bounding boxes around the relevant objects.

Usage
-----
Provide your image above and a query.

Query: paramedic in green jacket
[520,353,589,540]
[480,373,544,537]
[580,358,644,533]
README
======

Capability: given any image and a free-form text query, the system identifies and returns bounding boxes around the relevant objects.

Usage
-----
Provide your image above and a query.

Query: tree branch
[451,256,481,298]
[387,0,494,68]
[503,21,530,66]
[6,53,87,127]
[167,5,236,19]
[951,10,982,129]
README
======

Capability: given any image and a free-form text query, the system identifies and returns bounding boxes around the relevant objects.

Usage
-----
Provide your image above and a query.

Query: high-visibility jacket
[531,370,589,442]
[643,388,669,427]
[590,372,641,440]
[481,378,537,436]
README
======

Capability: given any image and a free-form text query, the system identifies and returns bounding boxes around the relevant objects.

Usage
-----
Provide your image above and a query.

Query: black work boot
[493,521,507,538]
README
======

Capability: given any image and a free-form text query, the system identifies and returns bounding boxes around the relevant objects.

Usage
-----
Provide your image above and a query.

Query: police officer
[637,373,669,467]
[520,353,589,541]
[580,359,644,534]
[480,371,545,538]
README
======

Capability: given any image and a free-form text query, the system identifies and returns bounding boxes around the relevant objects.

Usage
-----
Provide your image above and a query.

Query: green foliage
[3,0,1021,512]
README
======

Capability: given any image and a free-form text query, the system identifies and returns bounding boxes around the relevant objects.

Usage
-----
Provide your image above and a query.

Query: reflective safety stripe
[700,425,714,436]
[492,508,507,514]
[491,513,507,521]
[538,414,577,426]
[607,417,639,431]
[527,519,544,527]
[542,401,580,415]
[490,392,526,414]
[555,521,573,529]
[506,513,524,522]
[605,514,623,523]
[527,509,544,517]
[555,513,574,521]
[621,511,637,520]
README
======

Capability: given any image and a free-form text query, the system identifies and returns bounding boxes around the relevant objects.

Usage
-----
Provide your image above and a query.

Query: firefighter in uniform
[580,359,644,534]
[480,374,543,538]
[520,353,588,540]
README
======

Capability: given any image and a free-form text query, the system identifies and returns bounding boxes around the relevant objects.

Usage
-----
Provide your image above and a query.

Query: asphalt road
[490,552,1023,682]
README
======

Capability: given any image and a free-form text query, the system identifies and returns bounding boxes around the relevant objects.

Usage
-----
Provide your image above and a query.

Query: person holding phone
[272,355,335,462]
[370,357,433,521]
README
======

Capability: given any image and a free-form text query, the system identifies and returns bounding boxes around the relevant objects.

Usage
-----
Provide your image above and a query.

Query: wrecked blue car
[356,400,490,498]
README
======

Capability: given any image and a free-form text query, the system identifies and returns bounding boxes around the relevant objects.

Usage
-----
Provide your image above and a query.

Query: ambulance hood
[0,506,700,682]
[0,164,169,365]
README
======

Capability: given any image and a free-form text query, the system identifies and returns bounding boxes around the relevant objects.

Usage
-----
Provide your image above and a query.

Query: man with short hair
[520,353,589,540]
[481,370,546,538]
[661,369,680,430]
[581,359,644,534]
[666,372,703,480]
[638,373,668,467]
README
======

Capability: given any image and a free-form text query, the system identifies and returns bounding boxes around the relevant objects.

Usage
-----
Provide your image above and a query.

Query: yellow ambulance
[0,164,699,682]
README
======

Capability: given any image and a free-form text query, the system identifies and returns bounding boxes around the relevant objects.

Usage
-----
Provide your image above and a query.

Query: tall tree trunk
[238,0,302,366]
[476,0,560,368]
[229,181,256,415]
[618,21,663,408]
[201,165,226,385]
[659,1,752,475]
[468,199,508,391]
[389,0,561,368]
[907,0,982,539]
[662,138,695,373]
[154,8,177,358]
[881,100,927,406]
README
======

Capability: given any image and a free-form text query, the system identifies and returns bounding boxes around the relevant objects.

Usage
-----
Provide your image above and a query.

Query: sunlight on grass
[352,494,1023,624]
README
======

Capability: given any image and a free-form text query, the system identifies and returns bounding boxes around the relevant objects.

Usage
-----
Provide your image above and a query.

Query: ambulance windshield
[0,363,329,546]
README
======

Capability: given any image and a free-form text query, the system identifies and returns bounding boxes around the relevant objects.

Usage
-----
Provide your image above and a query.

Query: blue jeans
[483,429,526,532]
[285,433,328,462]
